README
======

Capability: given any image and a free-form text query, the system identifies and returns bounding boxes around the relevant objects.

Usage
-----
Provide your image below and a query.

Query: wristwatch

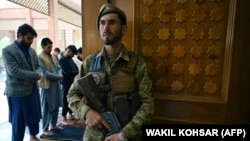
[118,132,127,141]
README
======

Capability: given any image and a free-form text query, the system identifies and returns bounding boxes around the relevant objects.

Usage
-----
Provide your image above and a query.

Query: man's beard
[20,38,31,48]
[103,30,122,45]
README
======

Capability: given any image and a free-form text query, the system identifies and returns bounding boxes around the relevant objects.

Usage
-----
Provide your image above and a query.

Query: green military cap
[97,3,127,30]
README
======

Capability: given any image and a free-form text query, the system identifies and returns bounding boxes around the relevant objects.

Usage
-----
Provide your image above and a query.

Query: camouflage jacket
[67,45,154,139]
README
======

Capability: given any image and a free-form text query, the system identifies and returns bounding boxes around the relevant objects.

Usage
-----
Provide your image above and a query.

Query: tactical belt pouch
[129,91,140,117]
[111,71,136,126]
[113,95,130,126]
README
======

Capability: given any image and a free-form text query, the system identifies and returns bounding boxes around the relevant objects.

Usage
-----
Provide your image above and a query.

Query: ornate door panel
[138,0,234,103]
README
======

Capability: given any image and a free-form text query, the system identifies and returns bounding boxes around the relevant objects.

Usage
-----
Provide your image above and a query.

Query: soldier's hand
[105,133,120,141]
[85,110,111,131]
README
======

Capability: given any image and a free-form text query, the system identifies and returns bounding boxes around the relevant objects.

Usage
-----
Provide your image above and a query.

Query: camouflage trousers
[83,126,104,141]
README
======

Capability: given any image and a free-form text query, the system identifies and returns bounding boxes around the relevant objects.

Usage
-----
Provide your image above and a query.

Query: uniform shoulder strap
[90,51,105,72]
[122,51,138,74]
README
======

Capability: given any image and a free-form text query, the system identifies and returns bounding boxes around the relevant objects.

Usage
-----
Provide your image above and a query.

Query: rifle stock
[77,74,121,136]
[77,74,104,113]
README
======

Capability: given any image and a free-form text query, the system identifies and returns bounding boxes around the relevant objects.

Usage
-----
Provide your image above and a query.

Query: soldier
[67,3,154,141]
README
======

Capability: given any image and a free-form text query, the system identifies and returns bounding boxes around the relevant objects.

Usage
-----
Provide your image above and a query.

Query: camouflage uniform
[67,46,154,141]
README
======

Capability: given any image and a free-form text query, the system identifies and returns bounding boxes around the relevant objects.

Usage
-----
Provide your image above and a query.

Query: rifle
[77,74,121,136]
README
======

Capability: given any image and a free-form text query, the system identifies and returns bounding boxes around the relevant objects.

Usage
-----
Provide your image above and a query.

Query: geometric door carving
[139,0,236,103]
